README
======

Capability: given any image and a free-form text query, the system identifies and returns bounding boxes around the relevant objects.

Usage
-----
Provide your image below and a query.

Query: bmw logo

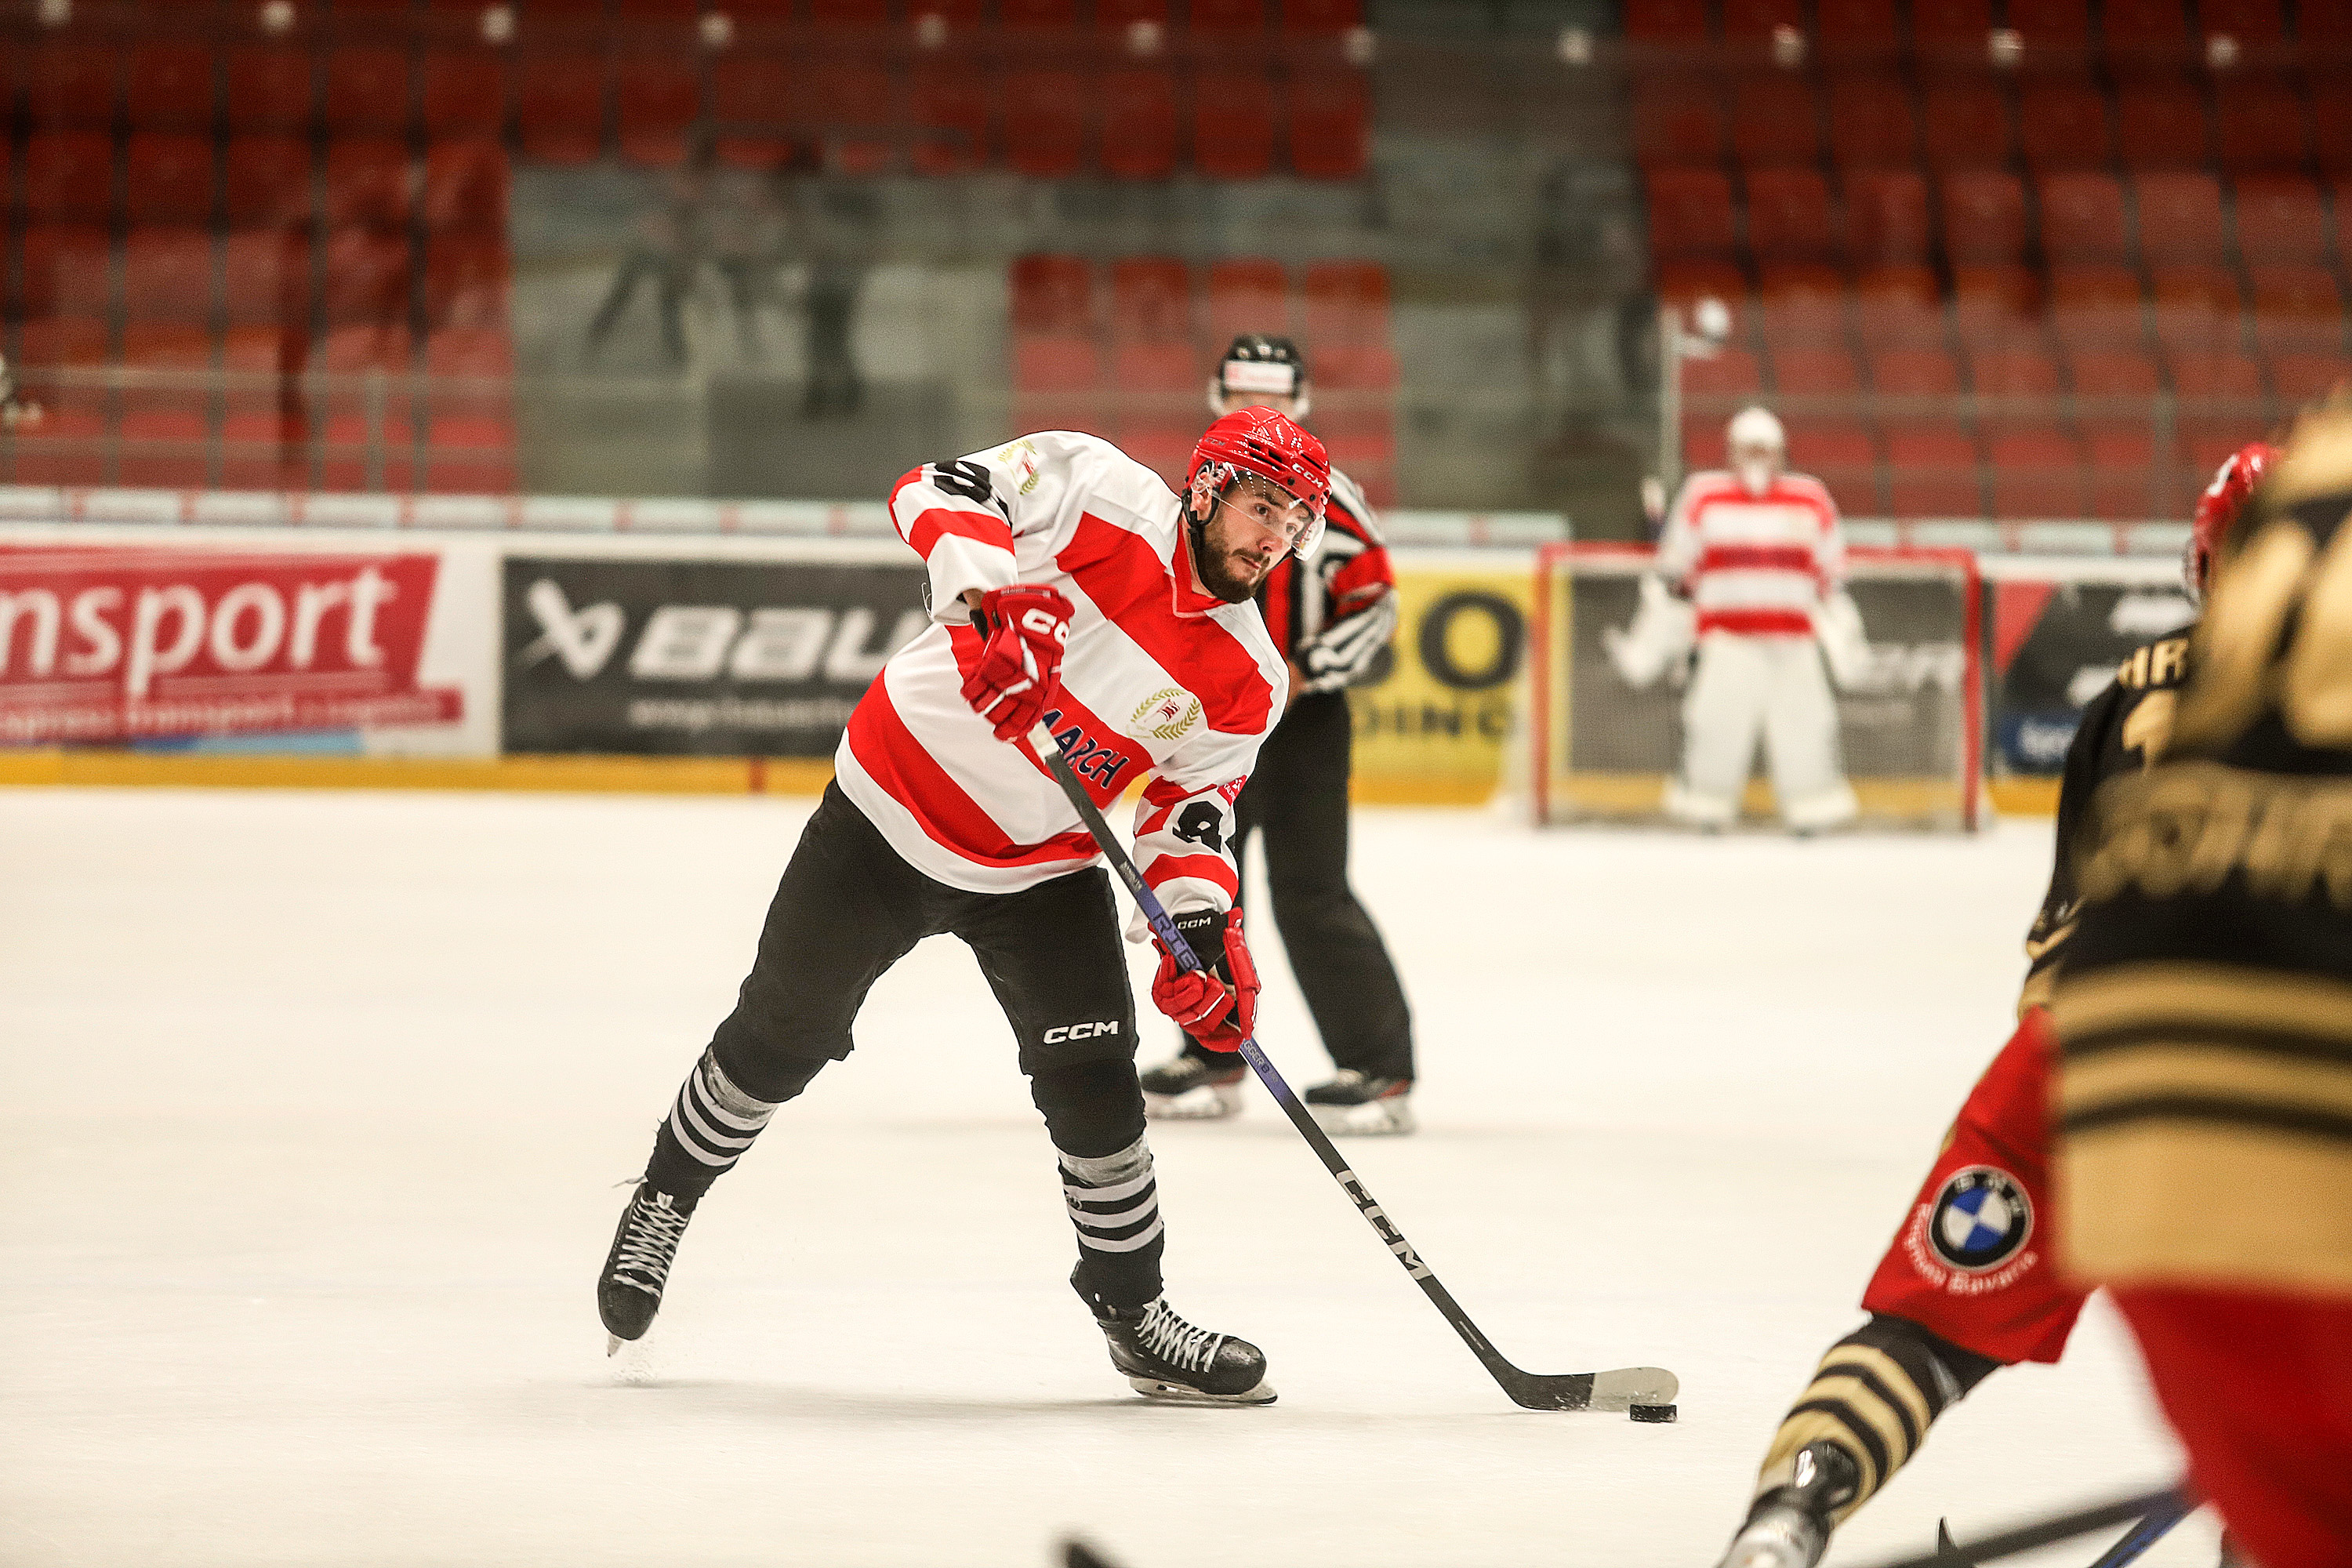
[1928,1167,2033,1272]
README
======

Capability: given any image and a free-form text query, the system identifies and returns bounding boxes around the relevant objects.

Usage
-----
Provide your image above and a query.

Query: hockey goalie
[1650,406,1860,833]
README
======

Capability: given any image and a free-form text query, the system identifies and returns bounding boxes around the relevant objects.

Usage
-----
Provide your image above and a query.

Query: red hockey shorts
[1860,1008,2089,1366]
[2114,1286,2352,1568]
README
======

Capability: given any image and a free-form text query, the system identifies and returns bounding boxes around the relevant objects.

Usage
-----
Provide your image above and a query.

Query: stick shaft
[1862,1488,2190,1568]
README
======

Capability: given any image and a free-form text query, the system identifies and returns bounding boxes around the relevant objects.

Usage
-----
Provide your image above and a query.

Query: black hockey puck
[1628,1403,1678,1423]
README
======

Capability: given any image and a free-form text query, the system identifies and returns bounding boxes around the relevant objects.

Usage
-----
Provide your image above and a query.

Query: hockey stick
[1860,1484,2190,1568]
[1028,721,1679,1417]
[1929,1488,2194,1568]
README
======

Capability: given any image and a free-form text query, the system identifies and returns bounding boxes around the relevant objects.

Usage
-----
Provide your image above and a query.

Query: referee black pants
[1178,691,1415,1079]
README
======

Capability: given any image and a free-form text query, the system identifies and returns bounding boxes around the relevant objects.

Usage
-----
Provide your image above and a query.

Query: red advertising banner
[0,546,464,745]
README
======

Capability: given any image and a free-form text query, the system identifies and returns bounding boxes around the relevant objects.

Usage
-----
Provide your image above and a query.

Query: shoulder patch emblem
[1127,685,1202,743]
[995,438,1043,495]
[1928,1167,2034,1273]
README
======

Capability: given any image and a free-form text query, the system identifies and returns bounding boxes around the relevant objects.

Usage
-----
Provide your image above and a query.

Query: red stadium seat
[1000,0,1079,26]
[1647,169,1737,257]
[1301,261,1388,347]
[1757,263,1849,347]
[421,49,509,138]
[325,138,415,228]
[422,140,509,232]
[321,227,415,326]
[1781,416,1880,513]
[1109,257,1192,341]
[1919,82,2009,171]
[1951,264,2042,347]
[2038,172,2130,265]
[223,137,314,226]
[424,325,516,378]
[1014,334,1102,391]
[1816,0,1900,56]
[9,323,111,378]
[911,67,993,177]
[1721,0,1802,42]
[20,133,116,223]
[2267,353,2347,401]
[1744,169,1836,260]
[1111,340,1200,393]
[114,403,214,489]
[118,322,212,368]
[2148,266,2245,353]
[20,40,119,131]
[324,45,415,134]
[1280,0,1363,34]
[2114,84,2209,169]
[1621,0,1711,42]
[811,0,892,27]
[1869,347,1960,395]
[1005,71,1087,179]
[2049,266,2148,352]
[804,67,894,179]
[2230,175,2330,265]
[1011,254,1094,334]
[2016,83,2111,172]
[314,322,415,374]
[1769,345,1862,394]
[1682,347,1763,395]
[1190,0,1268,31]
[124,44,218,129]
[1909,0,1993,47]
[220,325,293,376]
[423,235,509,327]
[9,226,108,318]
[1207,258,1289,344]
[1193,76,1278,180]
[1659,260,1756,345]
[1969,347,2065,429]
[1988,430,2090,517]
[1099,70,1177,180]
[2131,172,2226,265]
[2198,0,2285,42]
[122,228,216,321]
[2249,264,2347,354]
[2068,347,2163,400]
[1843,169,1931,264]
[1884,419,1984,516]
[2167,348,2266,404]
[2295,0,2352,39]
[1729,78,1820,169]
[223,45,316,131]
[1853,263,1944,347]
[1825,76,1916,168]
[1939,170,2027,264]
[221,230,314,325]
[616,56,703,168]
[1290,75,1368,181]
[2099,0,2190,64]
[2316,93,2352,176]
[710,55,793,168]
[516,53,608,164]
[124,134,218,225]
[2005,0,2090,45]
[1098,0,1171,28]
[1632,86,1725,169]
[2212,81,2310,173]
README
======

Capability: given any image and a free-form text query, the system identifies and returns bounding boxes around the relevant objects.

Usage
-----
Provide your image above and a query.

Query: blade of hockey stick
[1857,1484,2190,1568]
[1027,722,1679,1415]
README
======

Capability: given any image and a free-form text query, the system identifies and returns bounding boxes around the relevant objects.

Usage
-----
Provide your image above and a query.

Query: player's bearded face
[1192,476,1312,604]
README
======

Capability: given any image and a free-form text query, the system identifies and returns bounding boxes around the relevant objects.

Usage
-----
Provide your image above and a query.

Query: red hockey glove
[1150,907,1260,1052]
[962,586,1074,742]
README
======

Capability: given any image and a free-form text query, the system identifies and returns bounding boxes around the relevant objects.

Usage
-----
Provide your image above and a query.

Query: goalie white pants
[1664,631,1859,830]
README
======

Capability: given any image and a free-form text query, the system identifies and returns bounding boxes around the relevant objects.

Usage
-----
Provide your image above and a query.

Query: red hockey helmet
[1186,406,1331,557]
[2187,441,2281,598]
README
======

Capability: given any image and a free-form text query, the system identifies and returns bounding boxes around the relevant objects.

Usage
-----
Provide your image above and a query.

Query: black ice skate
[1712,1442,1860,1568]
[598,1180,696,1353]
[1075,1269,1275,1406]
[1305,1069,1414,1136]
[1139,1054,1247,1120]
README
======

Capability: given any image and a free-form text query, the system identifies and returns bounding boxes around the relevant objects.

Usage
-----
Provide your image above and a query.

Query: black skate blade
[1506,1363,1679,1413]
[1062,1538,1126,1568]
[1933,1519,1978,1565]
[1124,1374,1278,1406]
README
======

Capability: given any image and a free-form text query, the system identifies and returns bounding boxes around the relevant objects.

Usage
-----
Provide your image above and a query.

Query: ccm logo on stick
[1043,1021,1120,1044]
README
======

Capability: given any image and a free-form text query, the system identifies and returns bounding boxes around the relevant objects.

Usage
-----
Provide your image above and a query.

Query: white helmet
[1726,405,1785,453]
[1726,405,1786,496]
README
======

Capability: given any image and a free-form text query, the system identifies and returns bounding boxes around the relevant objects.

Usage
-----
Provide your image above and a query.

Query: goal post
[1527,543,1984,830]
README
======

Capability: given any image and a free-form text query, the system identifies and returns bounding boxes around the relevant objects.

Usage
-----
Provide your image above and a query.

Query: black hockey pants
[1178,690,1415,1078]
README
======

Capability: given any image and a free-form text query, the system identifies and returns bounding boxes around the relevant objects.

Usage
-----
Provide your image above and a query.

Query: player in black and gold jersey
[2053,408,2352,1568]
[1709,443,2278,1568]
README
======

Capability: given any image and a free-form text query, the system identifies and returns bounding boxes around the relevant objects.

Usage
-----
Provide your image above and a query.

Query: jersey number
[931,460,995,506]
[1171,802,1227,855]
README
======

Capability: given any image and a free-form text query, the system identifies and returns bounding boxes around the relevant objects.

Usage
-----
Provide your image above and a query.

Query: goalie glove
[1150,907,1260,1053]
[963,586,1074,742]
[1601,573,1696,691]
[1812,588,1872,691]
[1295,593,1399,694]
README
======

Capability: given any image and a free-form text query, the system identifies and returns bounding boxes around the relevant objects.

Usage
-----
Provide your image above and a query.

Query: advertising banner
[502,554,928,756]
[1987,575,2197,775]
[0,543,467,746]
[1345,561,1532,800]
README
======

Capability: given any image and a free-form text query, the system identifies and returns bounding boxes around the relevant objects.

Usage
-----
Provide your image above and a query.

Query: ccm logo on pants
[1043,1021,1121,1044]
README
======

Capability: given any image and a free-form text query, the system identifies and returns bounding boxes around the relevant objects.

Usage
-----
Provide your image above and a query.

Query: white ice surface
[0,789,2216,1568]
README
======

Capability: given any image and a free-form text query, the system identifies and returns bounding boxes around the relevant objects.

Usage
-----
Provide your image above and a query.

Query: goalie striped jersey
[1253,467,1398,694]
[839,430,1284,916]
[2054,405,2352,1298]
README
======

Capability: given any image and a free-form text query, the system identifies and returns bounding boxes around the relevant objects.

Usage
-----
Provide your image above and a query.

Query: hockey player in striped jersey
[1710,443,2276,1568]
[1138,336,1419,1134]
[596,408,1332,1406]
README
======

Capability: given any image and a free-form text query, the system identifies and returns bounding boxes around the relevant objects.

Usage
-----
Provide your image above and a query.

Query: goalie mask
[1207,335,1312,421]
[1186,406,1332,561]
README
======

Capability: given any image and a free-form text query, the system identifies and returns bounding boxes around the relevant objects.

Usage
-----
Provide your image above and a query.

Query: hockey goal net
[1526,543,1984,830]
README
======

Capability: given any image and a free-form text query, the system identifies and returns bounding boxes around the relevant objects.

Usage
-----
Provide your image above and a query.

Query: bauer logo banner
[501,556,927,756]
[0,545,462,746]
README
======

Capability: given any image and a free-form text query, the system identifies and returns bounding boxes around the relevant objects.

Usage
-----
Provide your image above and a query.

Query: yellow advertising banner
[1345,558,1533,804]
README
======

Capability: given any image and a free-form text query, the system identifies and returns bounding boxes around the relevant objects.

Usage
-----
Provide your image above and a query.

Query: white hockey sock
[1059,1136,1165,1259]
[662,1048,781,1176]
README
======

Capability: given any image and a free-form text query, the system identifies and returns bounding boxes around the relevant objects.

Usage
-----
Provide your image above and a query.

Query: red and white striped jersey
[1655,470,1846,637]
[837,430,1287,914]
